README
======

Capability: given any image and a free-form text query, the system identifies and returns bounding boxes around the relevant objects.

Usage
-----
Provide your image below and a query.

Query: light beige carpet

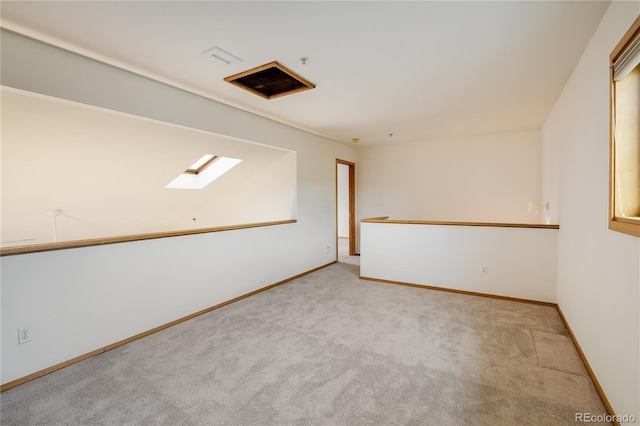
[0,262,610,425]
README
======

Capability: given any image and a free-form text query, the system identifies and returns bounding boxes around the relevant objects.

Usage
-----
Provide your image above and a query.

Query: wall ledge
[0,219,297,256]
[361,218,559,229]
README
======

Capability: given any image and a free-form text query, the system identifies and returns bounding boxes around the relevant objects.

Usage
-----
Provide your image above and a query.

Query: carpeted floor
[1,261,610,425]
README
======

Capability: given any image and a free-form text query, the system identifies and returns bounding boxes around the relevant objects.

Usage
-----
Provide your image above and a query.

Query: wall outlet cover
[18,327,32,344]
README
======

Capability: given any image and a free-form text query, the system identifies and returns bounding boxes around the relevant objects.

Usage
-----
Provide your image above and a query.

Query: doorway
[336,159,355,260]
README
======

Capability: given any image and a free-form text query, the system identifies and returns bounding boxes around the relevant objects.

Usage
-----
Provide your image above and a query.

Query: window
[610,15,640,237]
[165,154,242,190]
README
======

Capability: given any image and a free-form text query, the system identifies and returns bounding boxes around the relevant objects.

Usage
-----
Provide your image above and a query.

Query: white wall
[357,129,543,224]
[541,2,640,417]
[360,222,558,303]
[180,152,298,230]
[0,30,356,385]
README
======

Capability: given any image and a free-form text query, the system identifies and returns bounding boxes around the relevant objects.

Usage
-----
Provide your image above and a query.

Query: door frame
[336,159,356,257]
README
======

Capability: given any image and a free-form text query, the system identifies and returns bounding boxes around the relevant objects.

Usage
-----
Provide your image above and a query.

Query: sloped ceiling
[1,88,296,246]
[0,1,610,146]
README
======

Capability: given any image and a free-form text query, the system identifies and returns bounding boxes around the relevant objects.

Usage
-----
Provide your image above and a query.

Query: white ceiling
[0,1,610,147]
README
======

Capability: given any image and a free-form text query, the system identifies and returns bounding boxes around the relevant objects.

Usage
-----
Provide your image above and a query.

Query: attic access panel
[224,61,315,100]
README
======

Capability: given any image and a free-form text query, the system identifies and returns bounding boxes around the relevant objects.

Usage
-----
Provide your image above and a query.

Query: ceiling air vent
[224,61,315,100]
[202,46,241,66]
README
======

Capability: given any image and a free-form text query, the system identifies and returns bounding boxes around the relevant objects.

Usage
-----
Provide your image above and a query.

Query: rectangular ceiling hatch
[224,61,315,100]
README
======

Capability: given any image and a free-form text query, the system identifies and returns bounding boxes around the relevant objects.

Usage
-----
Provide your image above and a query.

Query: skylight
[165,155,242,189]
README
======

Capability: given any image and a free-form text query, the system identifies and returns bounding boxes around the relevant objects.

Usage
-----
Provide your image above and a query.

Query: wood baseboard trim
[556,307,619,426]
[0,261,336,392]
[360,276,618,424]
[359,276,557,306]
[361,276,619,423]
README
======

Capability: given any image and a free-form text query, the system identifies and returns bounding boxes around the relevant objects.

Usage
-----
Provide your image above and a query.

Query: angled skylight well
[166,154,242,190]
[184,154,219,175]
[224,61,315,100]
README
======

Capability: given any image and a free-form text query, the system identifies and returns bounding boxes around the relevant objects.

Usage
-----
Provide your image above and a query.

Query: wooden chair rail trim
[360,218,559,230]
[0,260,336,392]
[0,219,297,256]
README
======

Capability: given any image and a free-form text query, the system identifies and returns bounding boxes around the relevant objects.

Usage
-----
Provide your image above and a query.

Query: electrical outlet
[481,266,488,275]
[18,327,32,344]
